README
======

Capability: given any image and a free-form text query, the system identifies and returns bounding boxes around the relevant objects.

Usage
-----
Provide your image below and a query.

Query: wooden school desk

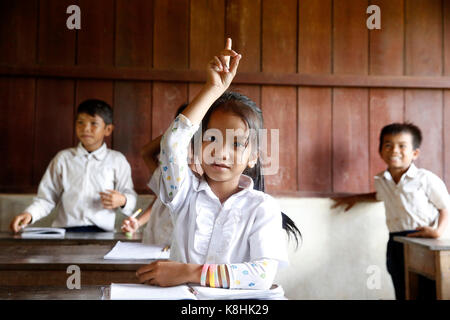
[0,244,153,287]
[0,231,142,246]
[0,285,105,299]
[394,236,450,300]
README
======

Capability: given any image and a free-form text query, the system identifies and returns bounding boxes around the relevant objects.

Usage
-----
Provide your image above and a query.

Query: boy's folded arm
[25,156,64,223]
[156,114,199,212]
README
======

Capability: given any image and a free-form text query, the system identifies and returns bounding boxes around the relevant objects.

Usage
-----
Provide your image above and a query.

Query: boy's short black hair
[77,99,113,125]
[379,122,422,152]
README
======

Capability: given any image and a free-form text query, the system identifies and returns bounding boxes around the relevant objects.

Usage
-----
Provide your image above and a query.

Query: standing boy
[10,99,137,233]
[332,123,449,300]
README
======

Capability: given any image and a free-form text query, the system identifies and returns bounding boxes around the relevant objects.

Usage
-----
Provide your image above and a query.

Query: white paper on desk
[110,283,196,300]
[109,283,286,300]
[192,284,286,300]
[103,241,170,260]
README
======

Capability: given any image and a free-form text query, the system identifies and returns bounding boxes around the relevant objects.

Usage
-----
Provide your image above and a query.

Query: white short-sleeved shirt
[149,114,288,267]
[374,163,450,233]
[142,197,173,246]
[25,143,137,231]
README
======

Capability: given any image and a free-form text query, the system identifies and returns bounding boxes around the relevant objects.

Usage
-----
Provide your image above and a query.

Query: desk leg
[435,251,450,300]
[404,244,419,300]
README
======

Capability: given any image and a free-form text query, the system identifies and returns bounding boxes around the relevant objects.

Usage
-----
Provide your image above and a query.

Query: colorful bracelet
[209,264,217,288]
[214,265,220,288]
[220,264,228,288]
[200,264,209,287]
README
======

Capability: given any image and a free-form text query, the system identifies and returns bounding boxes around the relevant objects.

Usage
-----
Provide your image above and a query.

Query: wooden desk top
[0,231,142,245]
[0,244,151,271]
[393,236,450,250]
[0,285,104,300]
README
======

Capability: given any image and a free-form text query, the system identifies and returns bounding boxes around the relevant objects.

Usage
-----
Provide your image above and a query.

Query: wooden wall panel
[369,0,404,76]
[298,0,332,192]
[33,79,75,185]
[226,0,261,73]
[188,0,225,128]
[405,0,443,179]
[190,0,225,70]
[445,90,450,188]
[114,0,153,192]
[405,0,443,76]
[261,0,297,74]
[115,0,153,68]
[333,0,369,193]
[333,0,368,74]
[261,87,297,191]
[369,89,404,184]
[333,89,369,193]
[0,0,37,65]
[368,0,405,190]
[226,0,261,107]
[38,0,76,65]
[114,82,152,192]
[0,78,35,190]
[444,0,450,187]
[153,0,189,70]
[261,0,297,192]
[0,0,448,196]
[77,0,114,66]
[152,0,189,142]
[151,83,188,139]
[405,90,443,178]
[298,88,332,192]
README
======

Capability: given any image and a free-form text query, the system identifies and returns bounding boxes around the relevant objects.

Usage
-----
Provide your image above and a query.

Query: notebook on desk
[20,227,66,239]
[109,283,286,300]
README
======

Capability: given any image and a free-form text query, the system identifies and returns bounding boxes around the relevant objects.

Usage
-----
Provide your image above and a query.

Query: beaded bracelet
[200,264,209,287]
[209,264,217,288]
[220,264,228,288]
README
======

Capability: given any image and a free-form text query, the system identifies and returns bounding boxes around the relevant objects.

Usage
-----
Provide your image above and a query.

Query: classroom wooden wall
[1,0,449,195]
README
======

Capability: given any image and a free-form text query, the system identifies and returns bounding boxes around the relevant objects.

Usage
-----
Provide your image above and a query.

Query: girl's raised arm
[181,38,241,126]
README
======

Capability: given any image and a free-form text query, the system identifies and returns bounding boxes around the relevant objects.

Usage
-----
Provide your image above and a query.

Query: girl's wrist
[185,264,203,284]
[202,84,225,99]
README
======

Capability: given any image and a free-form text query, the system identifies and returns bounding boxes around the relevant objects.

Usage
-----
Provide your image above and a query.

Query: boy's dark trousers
[387,230,436,300]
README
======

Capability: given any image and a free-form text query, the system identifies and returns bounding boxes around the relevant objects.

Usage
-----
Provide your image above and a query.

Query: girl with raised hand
[136,38,300,290]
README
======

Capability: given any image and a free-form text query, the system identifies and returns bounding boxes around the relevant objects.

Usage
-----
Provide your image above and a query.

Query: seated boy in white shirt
[10,99,137,233]
[332,122,449,300]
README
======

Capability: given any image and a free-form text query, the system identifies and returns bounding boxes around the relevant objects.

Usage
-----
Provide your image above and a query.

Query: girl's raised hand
[207,38,242,92]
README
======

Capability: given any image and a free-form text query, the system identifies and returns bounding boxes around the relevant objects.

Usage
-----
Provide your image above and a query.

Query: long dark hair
[202,91,302,249]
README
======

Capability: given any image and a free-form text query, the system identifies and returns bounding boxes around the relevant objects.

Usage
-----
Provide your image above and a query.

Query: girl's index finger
[225,37,232,50]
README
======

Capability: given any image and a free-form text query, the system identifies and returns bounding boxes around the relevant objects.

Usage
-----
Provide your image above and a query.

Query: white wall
[274,197,395,300]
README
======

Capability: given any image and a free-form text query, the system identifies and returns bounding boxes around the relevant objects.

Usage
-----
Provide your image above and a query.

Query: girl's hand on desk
[10,212,32,233]
[407,226,440,239]
[136,261,201,287]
